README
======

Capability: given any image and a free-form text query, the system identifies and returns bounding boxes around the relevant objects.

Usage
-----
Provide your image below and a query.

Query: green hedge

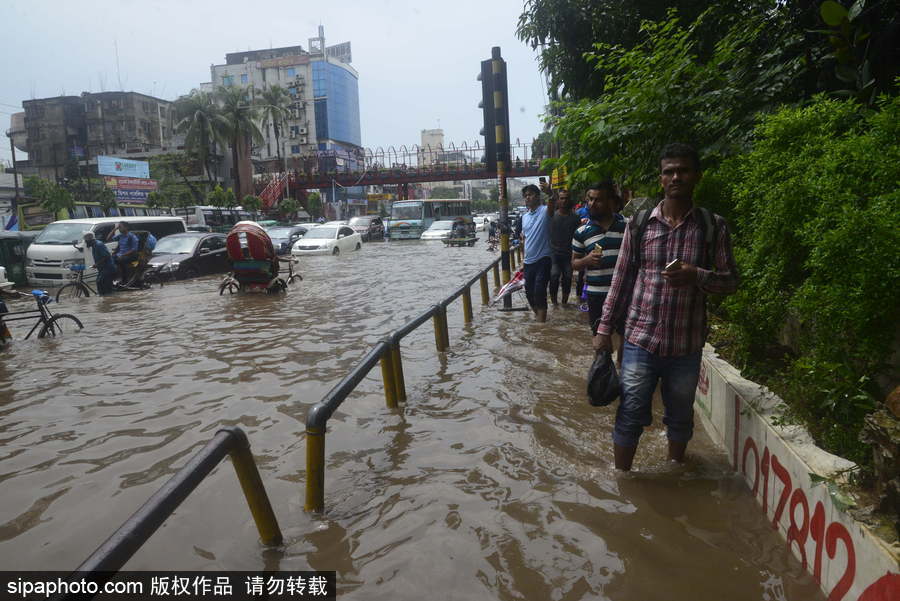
[707,93,900,466]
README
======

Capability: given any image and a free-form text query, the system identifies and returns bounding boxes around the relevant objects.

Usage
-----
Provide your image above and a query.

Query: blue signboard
[98,155,150,179]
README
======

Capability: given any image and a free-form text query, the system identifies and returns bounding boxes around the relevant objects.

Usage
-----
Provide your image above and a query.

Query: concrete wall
[695,346,899,601]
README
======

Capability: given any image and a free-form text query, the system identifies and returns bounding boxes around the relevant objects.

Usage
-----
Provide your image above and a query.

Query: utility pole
[9,135,20,225]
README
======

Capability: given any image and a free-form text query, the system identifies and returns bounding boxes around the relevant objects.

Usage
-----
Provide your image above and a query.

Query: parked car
[291,225,362,256]
[420,220,455,240]
[266,225,312,255]
[323,220,349,226]
[147,233,230,280]
[471,216,488,232]
[348,216,384,241]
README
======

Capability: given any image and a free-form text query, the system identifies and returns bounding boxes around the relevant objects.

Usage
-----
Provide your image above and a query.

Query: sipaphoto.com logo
[6,576,142,598]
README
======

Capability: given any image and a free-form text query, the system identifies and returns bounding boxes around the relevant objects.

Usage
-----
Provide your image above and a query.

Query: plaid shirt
[597,202,739,356]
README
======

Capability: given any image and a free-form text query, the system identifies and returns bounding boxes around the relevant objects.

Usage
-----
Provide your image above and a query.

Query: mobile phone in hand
[664,258,683,272]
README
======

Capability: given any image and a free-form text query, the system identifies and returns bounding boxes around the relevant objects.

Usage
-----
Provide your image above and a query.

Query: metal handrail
[305,256,505,512]
[74,427,282,581]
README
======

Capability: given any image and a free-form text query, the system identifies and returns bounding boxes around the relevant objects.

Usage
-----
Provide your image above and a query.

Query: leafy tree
[489,187,499,202]
[216,85,264,196]
[149,153,205,204]
[207,184,227,208]
[713,93,900,465]
[96,185,118,216]
[174,89,227,183]
[224,187,237,209]
[26,177,74,219]
[547,9,806,191]
[242,194,262,216]
[306,191,322,218]
[279,196,299,219]
[257,86,292,168]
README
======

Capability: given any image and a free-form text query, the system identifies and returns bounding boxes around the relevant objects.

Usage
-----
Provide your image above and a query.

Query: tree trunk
[231,138,240,195]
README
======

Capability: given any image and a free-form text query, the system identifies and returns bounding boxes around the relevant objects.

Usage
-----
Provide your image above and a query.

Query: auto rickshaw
[219,221,301,294]
[0,230,40,286]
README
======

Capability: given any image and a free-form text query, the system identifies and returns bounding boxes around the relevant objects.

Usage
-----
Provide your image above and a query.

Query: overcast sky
[1,0,548,165]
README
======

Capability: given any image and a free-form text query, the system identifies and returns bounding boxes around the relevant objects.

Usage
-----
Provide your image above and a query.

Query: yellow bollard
[229,443,283,546]
[480,273,489,305]
[492,263,500,288]
[391,342,407,402]
[433,309,446,352]
[380,343,398,409]
[462,286,473,324]
[304,427,325,512]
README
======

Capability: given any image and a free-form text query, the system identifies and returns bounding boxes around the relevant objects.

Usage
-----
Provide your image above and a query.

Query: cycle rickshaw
[218,222,301,295]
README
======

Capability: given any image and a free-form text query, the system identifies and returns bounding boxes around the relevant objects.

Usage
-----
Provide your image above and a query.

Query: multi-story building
[10,92,176,181]
[205,26,361,170]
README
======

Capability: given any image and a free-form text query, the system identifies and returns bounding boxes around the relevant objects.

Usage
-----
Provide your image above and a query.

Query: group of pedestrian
[518,143,739,470]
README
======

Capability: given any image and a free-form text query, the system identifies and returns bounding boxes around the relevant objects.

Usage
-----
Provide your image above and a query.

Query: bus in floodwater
[388,199,472,239]
[172,206,255,233]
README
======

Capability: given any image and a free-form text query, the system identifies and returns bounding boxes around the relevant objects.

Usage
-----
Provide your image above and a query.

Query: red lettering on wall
[810,501,826,584]
[771,454,792,529]
[825,522,854,601]
[738,436,870,601]
[741,437,759,495]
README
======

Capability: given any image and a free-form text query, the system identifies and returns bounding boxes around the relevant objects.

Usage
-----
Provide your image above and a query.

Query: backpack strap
[628,209,652,269]
[695,207,719,270]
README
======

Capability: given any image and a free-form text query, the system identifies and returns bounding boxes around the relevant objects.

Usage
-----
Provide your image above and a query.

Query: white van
[25,216,186,286]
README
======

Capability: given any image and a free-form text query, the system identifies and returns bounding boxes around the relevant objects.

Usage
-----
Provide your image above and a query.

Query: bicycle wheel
[56,282,90,302]
[39,314,84,338]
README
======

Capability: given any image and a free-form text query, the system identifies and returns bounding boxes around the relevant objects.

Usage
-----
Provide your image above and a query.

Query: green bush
[713,93,900,466]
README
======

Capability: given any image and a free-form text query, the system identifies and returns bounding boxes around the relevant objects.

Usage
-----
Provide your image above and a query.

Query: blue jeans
[613,341,702,448]
[523,256,551,310]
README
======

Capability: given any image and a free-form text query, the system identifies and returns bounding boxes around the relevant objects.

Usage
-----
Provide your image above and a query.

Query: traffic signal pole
[492,50,511,307]
[479,47,512,307]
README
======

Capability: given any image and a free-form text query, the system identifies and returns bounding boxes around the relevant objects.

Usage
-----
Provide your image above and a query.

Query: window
[289,125,300,135]
[222,75,234,86]
[288,87,297,97]
[240,74,248,84]
[291,145,300,154]
[123,208,134,216]
[286,67,296,77]
[339,227,354,237]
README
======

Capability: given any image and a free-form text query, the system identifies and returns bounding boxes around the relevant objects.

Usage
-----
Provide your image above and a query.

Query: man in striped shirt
[572,181,626,333]
[595,144,739,471]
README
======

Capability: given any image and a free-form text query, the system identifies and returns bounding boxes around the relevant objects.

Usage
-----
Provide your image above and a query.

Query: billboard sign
[98,155,150,179]
[104,176,158,204]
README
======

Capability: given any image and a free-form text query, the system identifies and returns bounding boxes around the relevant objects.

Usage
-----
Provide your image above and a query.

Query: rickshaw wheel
[219,281,239,295]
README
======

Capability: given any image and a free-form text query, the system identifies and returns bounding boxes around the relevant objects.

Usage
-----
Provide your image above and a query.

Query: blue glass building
[312,61,361,148]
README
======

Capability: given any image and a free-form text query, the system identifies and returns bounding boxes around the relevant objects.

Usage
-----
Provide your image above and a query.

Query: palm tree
[258,85,291,170]
[216,85,264,198]
[174,89,228,186]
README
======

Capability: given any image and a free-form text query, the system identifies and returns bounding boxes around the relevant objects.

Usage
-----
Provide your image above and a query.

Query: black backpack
[628,206,719,270]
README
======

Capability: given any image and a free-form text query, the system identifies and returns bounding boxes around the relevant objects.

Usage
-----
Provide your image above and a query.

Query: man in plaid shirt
[594,144,739,471]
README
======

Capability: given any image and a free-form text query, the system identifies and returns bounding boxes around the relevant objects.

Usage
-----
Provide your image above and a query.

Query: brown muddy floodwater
[0,234,824,600]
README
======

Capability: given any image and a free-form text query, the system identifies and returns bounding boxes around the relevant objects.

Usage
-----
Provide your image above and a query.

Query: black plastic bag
[587,351,620,406]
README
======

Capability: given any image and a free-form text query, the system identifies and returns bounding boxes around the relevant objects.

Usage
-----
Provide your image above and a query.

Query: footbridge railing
[305,249,525,512]
[74,427,282,583]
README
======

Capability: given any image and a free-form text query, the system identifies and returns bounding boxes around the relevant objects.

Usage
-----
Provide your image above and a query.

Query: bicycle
[0,289,84,343]
[56,264,98,301]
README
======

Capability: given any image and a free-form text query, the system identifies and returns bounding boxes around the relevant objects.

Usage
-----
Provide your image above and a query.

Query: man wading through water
[548,188,581,306]
[520,184,556,322]
[594,144,738,471]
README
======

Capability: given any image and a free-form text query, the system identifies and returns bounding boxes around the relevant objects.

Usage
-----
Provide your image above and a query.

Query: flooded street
[0,235,823,600]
